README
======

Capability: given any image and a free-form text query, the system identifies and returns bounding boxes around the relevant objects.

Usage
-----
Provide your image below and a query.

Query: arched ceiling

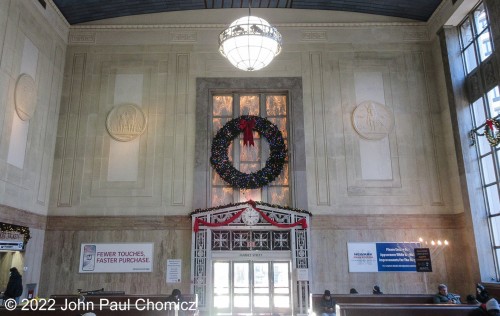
[51,0,443,25]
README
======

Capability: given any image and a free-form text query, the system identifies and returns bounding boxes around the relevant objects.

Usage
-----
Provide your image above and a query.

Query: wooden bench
[335,303,478,316]
[310,294,438,315]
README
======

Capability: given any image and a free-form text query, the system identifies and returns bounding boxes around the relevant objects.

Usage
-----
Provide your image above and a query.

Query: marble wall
[0,0,487,301]
[0,0,67,297]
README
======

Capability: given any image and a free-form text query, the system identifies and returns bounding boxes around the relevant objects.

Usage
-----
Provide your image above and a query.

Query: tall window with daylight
[211,93,289,206]
[460,1,500,276]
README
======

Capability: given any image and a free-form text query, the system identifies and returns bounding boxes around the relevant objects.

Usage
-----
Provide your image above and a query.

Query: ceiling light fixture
[218,2,282,71]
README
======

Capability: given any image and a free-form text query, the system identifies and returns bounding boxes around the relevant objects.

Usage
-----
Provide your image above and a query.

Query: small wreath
[210,115,287,189]
[484,118,500,147]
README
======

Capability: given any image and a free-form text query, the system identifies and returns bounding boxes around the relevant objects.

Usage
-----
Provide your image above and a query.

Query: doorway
[212,260,292,316]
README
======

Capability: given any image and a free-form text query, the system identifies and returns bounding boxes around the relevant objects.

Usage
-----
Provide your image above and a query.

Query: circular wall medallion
[14,74,37,121]
[352,100,395,140]
[106,103,147,142]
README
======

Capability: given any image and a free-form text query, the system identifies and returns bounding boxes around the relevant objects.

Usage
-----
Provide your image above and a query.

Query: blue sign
[376,242,420,272]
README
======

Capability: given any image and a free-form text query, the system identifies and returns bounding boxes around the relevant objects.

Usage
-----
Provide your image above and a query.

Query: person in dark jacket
[477,284,491,304]
[321,290,336,316]
[433,283,461,304]
[372,285,383,294]
[166,288,182,303]
[3,267,23,303]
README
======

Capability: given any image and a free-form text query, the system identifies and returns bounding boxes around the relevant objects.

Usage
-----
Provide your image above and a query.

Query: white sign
[79,243,153,273]
[296,268,309,281]
[347,242,378,272]
[166,259,182,283]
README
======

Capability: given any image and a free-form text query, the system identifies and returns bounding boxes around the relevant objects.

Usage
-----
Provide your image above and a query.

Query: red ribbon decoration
[486,119,495,131]
[239,118,256,146]
[193,200,308,232]
[193,209,244,233]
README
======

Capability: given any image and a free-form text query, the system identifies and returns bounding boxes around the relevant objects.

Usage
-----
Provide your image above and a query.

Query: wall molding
[0,204,47,230]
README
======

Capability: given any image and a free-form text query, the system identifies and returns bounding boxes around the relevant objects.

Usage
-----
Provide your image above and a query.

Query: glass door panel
[213,262,230,310]
[212,260,292,315]
[253,262,270,310]
[233,262,250,309]
[273,262,291,309]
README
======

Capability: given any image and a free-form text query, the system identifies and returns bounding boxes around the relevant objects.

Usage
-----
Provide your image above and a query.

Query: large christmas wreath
[210,115,287,189]
[484,118,500,147]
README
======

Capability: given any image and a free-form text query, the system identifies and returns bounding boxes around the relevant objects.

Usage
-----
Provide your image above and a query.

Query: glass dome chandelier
[218,5,282,71]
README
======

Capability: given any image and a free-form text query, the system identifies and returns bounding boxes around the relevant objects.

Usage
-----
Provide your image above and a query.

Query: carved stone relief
[105,103,147,142]
[352,100,395,140]
[14,74,37,121]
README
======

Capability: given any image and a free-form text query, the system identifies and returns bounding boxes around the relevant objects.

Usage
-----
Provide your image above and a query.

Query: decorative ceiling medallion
[352,100,395,140]
[14,74,37,121]
[105,103,147,142]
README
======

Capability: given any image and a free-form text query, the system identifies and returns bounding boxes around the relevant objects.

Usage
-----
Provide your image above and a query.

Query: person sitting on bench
[433,284,461,304]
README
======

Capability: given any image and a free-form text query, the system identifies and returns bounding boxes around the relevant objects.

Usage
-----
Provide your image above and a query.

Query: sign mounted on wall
[166,259,182,283]
[79,243,154,273]
[347,242,420,272]
[414,248,432,272]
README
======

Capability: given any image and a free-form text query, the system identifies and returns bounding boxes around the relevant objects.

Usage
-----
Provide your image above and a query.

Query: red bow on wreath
[239,118,256,146]
[487,119,495,131]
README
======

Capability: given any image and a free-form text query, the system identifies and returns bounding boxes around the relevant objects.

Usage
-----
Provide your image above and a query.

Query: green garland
[210,115,287,189]
[190,200,312,216]
[0,222,31,246]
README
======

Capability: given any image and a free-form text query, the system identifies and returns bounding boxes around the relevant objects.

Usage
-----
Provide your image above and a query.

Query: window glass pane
[273,262,289,288]
[240,162,262,174]
[240,95,260,115]
[254,262,269,287]
[481,154,497,184]
[212,187,234,206]
[472,97,487,127]
[460,17,474,47]
[234,295,249,307]
[491,216,500,245]
[268,187,290,205]
[214,296,229,308]
[240,139,261,161]
[479,130,493,155]
[478,30,493,61]
[214,261,230,308]
[239,188,261,203]
[254,296,270,308]
[464,45,478,74]
[213,95,233,116]
[487,86,500,117]
[274,296,290,308]
[270,163,289,186]
[474,3,488,34]
[268,117,288,138]
[266,95,287,116]
[213,117,231,135]
[234,262,249,287]
[486,184,500,216]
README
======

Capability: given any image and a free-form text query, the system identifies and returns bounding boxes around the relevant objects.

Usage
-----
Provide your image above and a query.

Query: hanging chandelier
[218,8,282,71]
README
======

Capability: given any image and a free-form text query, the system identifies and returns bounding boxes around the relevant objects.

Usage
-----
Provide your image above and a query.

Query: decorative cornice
[70,21,425,31]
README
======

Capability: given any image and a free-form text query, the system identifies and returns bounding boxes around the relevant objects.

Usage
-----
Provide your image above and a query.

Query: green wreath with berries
[484,118,500,147]
[210,115,287,189]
